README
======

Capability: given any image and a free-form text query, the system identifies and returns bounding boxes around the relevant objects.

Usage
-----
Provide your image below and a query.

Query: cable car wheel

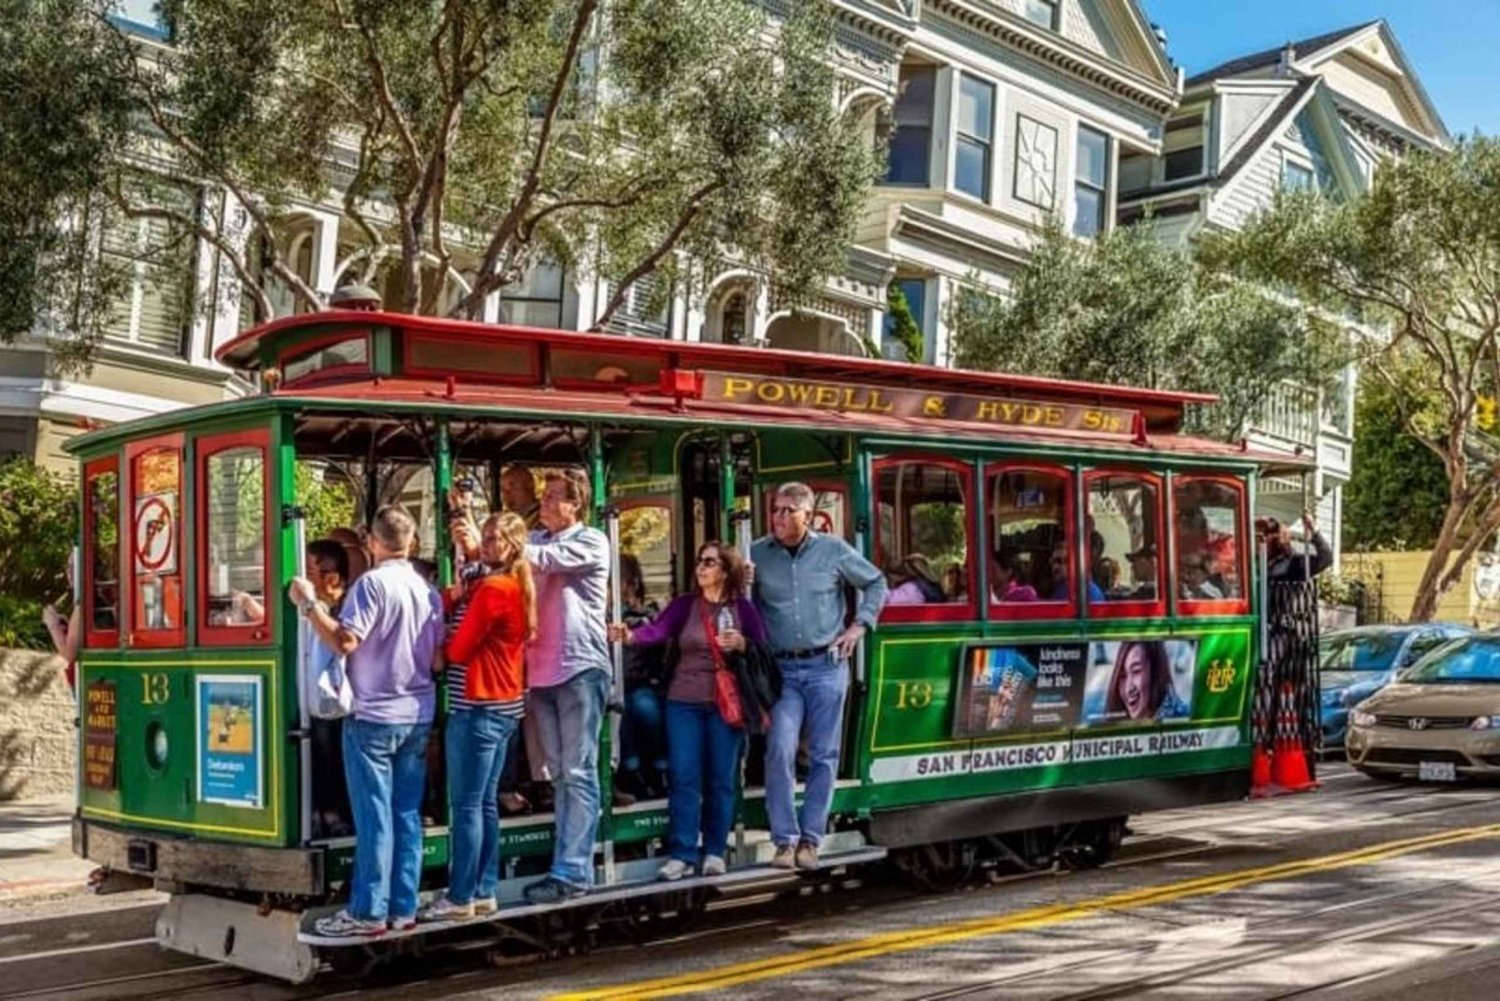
[892,840,978,890]
[1055,817,1127,871]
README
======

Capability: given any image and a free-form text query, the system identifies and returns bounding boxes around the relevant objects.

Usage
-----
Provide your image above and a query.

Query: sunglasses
[696,555,724,567]
[771,505,808,517]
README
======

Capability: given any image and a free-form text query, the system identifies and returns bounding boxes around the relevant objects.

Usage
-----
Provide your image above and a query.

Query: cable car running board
[298,845,888,947]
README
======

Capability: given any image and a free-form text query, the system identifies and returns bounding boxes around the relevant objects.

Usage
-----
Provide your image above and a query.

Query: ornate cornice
[924,0,1178,116]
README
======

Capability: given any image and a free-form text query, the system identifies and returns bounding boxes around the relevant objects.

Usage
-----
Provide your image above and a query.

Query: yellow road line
[553,821,1500,1000]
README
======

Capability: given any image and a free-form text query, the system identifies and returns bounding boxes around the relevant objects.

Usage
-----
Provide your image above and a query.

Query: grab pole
[288,506,312,846]
[730,509,752,861]
[603,503,623,885]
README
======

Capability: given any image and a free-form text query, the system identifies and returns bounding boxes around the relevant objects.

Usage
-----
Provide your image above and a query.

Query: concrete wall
[0,650,75,801]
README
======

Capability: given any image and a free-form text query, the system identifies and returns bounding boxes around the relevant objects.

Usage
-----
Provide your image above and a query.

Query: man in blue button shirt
[751,482,887,870]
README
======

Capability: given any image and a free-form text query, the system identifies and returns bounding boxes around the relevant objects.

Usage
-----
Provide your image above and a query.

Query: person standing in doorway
[290,506,445,938]
[420,512,535,921]
[522,470,611,903]
[751,482,886,870]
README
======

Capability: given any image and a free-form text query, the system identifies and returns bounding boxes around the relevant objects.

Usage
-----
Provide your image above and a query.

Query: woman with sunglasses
[609,542,766,880]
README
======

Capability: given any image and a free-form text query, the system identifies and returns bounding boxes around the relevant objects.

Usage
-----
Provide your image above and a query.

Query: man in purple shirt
[290,506,444,938]
[522,469,611,903]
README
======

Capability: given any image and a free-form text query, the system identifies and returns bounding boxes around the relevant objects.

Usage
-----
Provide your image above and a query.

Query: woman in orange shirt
[420,512,535,922]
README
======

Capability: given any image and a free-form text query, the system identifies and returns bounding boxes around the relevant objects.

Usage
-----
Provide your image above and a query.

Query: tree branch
[455,0,598,317]
[589,181,722,332]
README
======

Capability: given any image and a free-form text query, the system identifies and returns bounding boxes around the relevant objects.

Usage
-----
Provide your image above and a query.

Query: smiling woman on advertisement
[1107,641,1188,721]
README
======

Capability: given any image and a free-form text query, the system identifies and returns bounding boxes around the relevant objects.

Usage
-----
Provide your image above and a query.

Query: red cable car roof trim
[216,311,1218,413]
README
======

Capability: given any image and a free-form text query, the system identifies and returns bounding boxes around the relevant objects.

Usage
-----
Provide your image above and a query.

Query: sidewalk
[0,794,95,901]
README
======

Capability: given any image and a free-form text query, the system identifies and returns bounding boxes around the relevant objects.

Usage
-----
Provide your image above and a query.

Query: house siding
[1218,90,1281,161]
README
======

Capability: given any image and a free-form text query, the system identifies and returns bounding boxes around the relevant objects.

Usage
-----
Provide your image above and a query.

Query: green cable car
[68,311,1299,981]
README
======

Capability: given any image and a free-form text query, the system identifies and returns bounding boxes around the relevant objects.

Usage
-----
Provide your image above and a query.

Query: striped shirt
[446,561,525,717]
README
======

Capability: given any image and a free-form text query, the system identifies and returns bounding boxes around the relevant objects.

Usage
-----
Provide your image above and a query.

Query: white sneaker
[658,858,691,881]
[701,855,726,876]
[472,896,498,916]
[416,896,474,923]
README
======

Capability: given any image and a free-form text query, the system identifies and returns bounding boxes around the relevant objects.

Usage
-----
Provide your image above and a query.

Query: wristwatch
[298,597,325,618]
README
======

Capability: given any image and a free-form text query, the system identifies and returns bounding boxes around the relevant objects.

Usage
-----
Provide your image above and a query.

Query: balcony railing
[1254,381,1319,448]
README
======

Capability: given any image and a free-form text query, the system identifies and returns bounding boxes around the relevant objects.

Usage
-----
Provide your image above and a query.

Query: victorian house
[1117,20,1452,562]
[1,1,1181,473]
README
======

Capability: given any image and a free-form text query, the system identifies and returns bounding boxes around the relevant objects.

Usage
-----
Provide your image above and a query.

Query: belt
[773,646,830,660]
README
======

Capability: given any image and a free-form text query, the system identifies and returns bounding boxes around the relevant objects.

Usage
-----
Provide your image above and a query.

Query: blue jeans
[530,668,609,887]
[342,718,431,922]
[664,700,744,863]
[765,653,849,849]
[445,708,520,904]
[622,685,667,774]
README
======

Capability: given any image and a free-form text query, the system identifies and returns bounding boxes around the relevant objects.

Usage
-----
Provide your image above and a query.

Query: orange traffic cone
[1270,737,1317,792]
[1268,682,1318,793]
[1249,745,1273,797]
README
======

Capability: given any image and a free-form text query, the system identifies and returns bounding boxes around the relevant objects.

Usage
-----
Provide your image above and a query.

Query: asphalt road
[7,761,1500,1000]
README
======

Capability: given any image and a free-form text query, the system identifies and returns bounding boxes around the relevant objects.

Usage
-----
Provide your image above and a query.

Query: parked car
[1346,633,1500,782]
[1320,624,1473,749]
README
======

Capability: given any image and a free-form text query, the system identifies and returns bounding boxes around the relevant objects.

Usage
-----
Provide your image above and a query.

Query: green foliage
[0,459,77,650]
[0,0,132,368]
[1344,361,1450,552]
[3,1,878,358]
[948,220,1344,441]
[1203,137,1500,619]
[295,463,357,542]
[885,283,923,364]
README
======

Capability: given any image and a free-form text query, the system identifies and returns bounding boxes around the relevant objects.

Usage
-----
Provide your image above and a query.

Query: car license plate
[1419,760,1457,782]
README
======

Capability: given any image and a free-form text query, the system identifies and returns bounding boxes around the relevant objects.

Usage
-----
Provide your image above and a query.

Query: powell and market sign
[701,372,1140,436]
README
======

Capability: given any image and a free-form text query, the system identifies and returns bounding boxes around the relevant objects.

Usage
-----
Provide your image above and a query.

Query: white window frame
[1023,0,1060,30]
[1072,125,1111,238]
[953,74,996,202]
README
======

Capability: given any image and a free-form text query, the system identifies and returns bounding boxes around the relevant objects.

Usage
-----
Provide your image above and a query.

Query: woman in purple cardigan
[609,541,766,881]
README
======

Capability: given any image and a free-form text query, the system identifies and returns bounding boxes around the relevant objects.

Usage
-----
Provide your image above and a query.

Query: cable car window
[128,437,185,646]
[987,465,1075,617]
[84,458,120,646]
[1086,472,1163,610]
[406,334,536,382]
[201,439,270,643]
[1174,477,1246,610]
[282,336,368,385]
[874,458,974,621]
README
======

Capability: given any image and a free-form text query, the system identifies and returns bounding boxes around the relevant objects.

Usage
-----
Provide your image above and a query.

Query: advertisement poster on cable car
[957,638,1198,736]
[196,676,262,809]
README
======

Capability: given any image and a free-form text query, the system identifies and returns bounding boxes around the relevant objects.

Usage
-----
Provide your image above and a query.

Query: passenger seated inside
[305,539,353,838]
[886,553,946,605]
[1125,544,1158,600]
[1180,552,1225,600]
[1094,556,1120,596]
[942,565,967,601]
[990,551,1038,603]
[617,554,668,801]
[1048,542,1105,603]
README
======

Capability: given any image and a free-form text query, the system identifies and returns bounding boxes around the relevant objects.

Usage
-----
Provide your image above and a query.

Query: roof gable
[1181,20,1449,150]
[1299,24,1451,148]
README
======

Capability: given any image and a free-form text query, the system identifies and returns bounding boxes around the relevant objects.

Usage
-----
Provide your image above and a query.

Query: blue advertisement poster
[957,639,1197,736]
[196,675,262,809]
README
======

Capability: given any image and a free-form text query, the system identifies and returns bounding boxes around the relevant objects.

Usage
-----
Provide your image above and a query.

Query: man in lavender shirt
[290,506,445,938]
[522,469,611,903]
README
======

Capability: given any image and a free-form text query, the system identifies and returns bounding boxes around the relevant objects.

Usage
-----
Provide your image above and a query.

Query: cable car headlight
[146,722,169,769]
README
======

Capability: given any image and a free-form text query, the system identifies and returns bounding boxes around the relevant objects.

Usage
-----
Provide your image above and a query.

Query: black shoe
[523,876,587,905]
[613,788,637,808]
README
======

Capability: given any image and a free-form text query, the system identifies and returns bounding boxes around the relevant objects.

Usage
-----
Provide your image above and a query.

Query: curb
[0,876,89,901]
